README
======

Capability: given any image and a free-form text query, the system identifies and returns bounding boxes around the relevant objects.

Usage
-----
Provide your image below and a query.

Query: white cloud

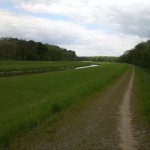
[15,0,150,38]
[0,0,149,56]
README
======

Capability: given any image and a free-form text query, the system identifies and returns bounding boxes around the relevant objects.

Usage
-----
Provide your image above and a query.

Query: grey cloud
[12,0,56,5]
[1,0,149,56]
[15,0,150,38]
[109,4,150,38]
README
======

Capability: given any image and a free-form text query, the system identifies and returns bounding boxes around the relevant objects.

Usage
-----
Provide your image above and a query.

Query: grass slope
[0,63,128,148]
[0,61,95,72]
[132,66,150,149]
[135,66,150,121]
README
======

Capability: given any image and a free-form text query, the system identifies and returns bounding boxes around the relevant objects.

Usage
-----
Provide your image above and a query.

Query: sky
[0,0,150,56]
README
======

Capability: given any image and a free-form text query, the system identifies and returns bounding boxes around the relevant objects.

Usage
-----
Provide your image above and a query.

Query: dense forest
[0,37,76,61]
[77,56,118,62]
[119,40,150,68]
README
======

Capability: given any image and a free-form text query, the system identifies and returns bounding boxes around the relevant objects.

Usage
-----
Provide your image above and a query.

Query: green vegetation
[0,61,95,72]
[0,63,128,148]
[119,40,150,68]
[77,56,118,62]
[135,66,150,121]
[0,37,76,61]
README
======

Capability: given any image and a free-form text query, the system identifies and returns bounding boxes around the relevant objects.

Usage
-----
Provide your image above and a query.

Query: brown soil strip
[9,68,133,150]
[119,68,136,150]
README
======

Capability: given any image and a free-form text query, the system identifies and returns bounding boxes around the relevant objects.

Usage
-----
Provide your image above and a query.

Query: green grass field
[135,66,150,121]
[0,61,95,72]
[0,62,129,148]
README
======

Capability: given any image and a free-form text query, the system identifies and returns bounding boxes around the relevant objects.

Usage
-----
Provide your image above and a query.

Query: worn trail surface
[9,68,136,150]
[119,68,136,150]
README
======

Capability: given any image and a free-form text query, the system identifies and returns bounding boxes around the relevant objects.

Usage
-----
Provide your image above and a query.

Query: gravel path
[9,68,136,150]
[119,68,136,150]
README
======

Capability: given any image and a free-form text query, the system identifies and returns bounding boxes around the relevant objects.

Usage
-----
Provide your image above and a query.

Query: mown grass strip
[0,63,128,148]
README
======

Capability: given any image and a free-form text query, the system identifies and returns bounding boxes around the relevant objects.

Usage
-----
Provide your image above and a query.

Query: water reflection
[75,65,99,70]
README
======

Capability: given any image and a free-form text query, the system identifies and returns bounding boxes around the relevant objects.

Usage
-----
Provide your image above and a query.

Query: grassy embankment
[0,63,128,148]
[0,61,97,77]
[134,67,150,121]
[0,61,95,73]
[133,66,150,149]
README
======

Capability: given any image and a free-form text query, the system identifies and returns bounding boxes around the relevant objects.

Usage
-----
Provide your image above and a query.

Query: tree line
[0,37,76,61]
[119,40,150,68]
[77,56,118,62]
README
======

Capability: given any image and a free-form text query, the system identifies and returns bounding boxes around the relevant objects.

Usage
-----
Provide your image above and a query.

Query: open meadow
[0,62,129,148]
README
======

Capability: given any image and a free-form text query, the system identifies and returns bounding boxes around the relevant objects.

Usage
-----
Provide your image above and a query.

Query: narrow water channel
[75,64,99,69]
